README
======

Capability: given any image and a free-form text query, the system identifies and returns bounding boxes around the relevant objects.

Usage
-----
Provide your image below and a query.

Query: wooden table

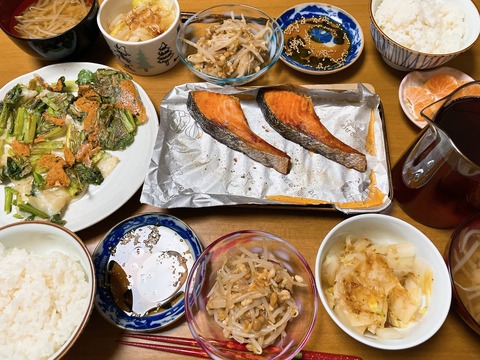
[1,0,479,359]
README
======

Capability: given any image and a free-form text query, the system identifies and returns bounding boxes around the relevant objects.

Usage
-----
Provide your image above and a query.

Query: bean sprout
[452,230,480,323]
[206,244,305,354]
[186,14,272,78]
[14,0,91,39]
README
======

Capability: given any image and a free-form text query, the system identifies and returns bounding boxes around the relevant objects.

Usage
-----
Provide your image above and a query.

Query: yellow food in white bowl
[321,235,433,339]
[315,214,451,350]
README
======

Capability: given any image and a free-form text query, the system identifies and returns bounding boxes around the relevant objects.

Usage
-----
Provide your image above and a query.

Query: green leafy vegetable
[0,67,147,225]
[0,84,24,134]
[65,167,85,197]
[98,107,136,150]
[74,163,104,186]
[76,69,95,86]
[4,186,17,213]
[2,156,32,181]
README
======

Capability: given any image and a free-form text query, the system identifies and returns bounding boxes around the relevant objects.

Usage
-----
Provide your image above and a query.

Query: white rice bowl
[0,221,95,360]
[369,0,480,70]
[374,0,466,54]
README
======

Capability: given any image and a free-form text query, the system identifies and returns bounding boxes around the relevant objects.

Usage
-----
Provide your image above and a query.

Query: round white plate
[0,62,159,232]
[398,66,474,129]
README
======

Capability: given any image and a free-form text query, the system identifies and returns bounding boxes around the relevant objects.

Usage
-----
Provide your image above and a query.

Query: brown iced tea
[392,95,480,228]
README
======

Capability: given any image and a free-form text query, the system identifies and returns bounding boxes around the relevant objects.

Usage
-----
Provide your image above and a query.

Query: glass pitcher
[392,80,480,229]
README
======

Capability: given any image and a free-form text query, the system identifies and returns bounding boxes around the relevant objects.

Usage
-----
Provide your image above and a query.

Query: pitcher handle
[401,127,444,189]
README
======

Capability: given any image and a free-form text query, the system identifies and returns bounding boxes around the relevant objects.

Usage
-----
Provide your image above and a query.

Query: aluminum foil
[141,83,391,213]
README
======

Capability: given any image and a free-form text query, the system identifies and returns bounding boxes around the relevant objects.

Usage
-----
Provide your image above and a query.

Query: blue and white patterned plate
[93,213,203,331]
[277,3,364,75]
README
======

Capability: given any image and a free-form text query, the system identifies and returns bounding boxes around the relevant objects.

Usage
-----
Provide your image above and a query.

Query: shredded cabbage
[321,235,433,339]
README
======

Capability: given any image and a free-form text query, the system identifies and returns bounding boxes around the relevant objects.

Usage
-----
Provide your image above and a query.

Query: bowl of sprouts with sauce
[184,230,318,360]
[176,4,284,86]
[446,213,480,335]
[0,0,99,61]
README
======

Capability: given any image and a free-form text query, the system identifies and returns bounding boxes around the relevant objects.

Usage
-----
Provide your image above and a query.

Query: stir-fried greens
[0,68,148,225]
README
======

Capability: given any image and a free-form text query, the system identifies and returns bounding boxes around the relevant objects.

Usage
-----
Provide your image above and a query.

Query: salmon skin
[187,91,292,175]
[257,89,367,172]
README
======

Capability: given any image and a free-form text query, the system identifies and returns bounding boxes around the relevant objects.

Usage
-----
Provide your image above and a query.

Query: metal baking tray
[141,83,392,214]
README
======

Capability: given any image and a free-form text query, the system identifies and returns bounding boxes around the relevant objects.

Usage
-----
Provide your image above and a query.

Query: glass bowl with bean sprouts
[176,4,283,86]
[184,230,318,359]
[446,213,480,335]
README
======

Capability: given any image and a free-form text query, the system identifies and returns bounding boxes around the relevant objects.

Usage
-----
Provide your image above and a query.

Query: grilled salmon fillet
[187,91,292,175]
[257,89,367,172]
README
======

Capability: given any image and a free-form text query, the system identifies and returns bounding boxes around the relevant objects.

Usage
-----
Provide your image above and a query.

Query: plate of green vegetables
[0,62,158,231]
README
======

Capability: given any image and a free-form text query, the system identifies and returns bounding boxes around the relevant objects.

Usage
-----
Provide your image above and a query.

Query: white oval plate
[399,66,474,129]
[0,62,159,232]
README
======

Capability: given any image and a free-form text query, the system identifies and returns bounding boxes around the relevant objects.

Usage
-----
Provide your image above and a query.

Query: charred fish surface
[187,91,291,175]
[257,89,367,172]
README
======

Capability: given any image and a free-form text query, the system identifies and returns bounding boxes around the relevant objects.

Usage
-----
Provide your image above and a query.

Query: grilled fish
[257,89,367,172]
[187,91,292,175]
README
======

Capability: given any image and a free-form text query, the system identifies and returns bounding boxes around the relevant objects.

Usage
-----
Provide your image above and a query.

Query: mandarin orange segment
[424,73,459,98]
[458,79,472,86]
[453,83,480,98]
[405,86,435,105]
[422,100,444,120]
[413,98,437,120]
[405,86,436,120]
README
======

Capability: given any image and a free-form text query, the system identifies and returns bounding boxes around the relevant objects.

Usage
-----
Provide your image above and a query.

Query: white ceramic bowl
[315,214,451,350]
[97,0,181,75]
[369,0,480,71]
[0,221,95,359]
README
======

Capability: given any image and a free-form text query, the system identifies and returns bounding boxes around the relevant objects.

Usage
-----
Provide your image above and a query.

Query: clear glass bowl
[185,230,318,360]
[176,4,283,86]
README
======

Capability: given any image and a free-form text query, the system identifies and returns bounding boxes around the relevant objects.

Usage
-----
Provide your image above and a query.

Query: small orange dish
[399,67,474,128]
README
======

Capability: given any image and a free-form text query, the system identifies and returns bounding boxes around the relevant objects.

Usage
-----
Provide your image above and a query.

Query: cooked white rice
[374,0,466,53]
[0,243,90,360]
